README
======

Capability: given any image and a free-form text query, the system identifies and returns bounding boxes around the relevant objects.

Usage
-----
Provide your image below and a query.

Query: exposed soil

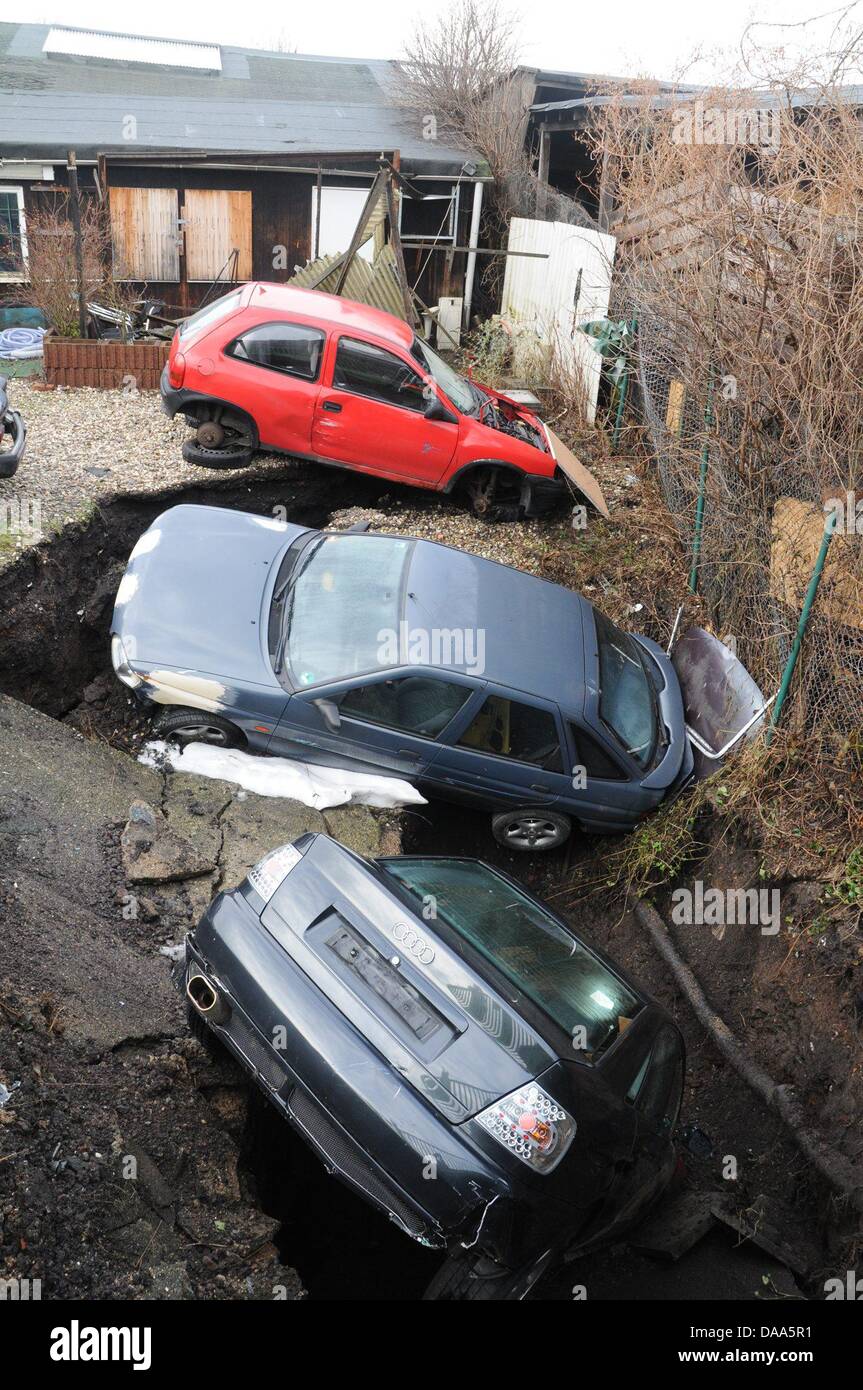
[1,454,858,1301]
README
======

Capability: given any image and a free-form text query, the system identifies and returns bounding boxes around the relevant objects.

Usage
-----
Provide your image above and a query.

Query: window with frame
[228,321,325,381]
[457,694,563,771]
[340,676,470,738]
[333,337,428,412]
[569,724,626,780]
[399,185,458,243]
[626,1024,684,1132]
[178,288,244,344]
[381,857,642,1056]
[0,188,26,277]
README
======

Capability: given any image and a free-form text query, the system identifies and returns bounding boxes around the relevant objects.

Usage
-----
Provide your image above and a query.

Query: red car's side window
[332,336,428,412]
[227,321,326,381]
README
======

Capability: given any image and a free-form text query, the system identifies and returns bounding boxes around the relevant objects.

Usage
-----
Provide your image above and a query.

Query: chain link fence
[625,291,863,741]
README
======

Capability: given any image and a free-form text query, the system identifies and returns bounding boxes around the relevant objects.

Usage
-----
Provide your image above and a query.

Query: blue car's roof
[403,537,592,717]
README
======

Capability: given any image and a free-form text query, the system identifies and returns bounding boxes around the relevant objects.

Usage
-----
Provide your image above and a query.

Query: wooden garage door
[110,187,180,281]
[183,190,252,282]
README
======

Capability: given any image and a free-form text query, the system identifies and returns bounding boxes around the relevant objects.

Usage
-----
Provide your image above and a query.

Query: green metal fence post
[766,504,838,744]
[688,373,715,593]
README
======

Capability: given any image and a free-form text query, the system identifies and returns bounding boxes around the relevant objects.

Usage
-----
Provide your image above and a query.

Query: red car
[161,283,588,518]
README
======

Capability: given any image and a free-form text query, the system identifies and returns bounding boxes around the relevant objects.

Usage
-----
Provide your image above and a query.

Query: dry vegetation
[3,194,140,337]
[400,0,528,186]
[577,59,863,896]
[400,0,546,304]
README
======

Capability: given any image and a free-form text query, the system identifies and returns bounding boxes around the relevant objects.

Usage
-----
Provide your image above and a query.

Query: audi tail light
[247,843,302,904]
[475,1084,576,1173]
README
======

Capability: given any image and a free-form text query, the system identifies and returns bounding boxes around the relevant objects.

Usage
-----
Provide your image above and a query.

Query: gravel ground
[0,385,689,637]
[0,383,295,563]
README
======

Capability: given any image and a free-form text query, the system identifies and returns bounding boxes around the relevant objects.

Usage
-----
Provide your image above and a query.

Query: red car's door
[214,318,327,452]
[311,333,458,484]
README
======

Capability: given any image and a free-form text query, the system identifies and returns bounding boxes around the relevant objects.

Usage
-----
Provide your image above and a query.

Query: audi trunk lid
[258,835,556,1121]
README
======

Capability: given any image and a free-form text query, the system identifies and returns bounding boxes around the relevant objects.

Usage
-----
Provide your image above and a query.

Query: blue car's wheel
[156,707,244,748]
[491,808,571,852]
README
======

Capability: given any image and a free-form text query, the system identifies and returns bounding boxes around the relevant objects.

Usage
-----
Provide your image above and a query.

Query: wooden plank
[666,379,686,434]
[184,189,252,282]
[770,496,863,630]
[546,427,610,518]
[109,186,179,281]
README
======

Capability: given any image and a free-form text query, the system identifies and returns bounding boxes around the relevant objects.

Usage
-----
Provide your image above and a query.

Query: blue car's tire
[155,707,245,748]
[491,808,571,852]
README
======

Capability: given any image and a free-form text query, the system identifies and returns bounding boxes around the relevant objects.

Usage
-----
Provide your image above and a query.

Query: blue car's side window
[340,676,471,738]
[457,695,563,772]
[569,724,627,780]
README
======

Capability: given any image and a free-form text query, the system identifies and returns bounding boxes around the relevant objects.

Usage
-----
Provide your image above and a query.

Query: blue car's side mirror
[312,697,341,732]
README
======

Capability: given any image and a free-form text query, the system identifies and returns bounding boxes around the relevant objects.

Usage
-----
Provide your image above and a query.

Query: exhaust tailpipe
[186,972,231,1026]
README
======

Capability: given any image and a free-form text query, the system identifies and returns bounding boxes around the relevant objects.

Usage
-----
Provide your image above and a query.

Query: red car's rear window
[178,289,244,344]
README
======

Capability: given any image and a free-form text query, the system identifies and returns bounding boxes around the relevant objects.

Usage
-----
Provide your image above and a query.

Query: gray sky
[2,0,858,83]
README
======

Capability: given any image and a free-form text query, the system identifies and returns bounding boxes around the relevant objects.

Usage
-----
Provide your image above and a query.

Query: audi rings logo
[392,921,435,965]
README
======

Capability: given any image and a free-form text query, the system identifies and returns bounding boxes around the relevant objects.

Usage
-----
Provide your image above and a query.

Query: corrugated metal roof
[43,26,221,71]
[531,86,863,117]
[0,21,483,174]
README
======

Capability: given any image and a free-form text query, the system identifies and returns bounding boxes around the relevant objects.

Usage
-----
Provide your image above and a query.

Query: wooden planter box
[43,337,170,389]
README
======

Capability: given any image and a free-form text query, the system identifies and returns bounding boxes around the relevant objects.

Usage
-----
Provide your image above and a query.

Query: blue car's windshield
[380,857,642,1055]
[593,610,657,768]
[284,534,411,686]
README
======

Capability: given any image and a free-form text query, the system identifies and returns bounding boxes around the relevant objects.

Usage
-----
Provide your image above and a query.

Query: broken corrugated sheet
[289,244,408,320]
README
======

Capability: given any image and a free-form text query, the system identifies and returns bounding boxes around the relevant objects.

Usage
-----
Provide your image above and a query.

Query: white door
[502,218,616,424]
[311,187,374,262]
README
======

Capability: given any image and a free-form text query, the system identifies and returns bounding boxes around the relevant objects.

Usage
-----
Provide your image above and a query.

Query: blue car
[110,504,694,850]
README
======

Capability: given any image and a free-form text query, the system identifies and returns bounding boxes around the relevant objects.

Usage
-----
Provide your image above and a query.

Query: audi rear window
[380,858,642,1057]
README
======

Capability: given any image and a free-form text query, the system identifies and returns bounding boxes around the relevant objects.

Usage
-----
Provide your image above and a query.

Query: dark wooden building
[0,21,490,318]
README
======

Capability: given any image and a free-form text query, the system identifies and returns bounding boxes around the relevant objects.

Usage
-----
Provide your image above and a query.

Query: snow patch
[139,740,427,811]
